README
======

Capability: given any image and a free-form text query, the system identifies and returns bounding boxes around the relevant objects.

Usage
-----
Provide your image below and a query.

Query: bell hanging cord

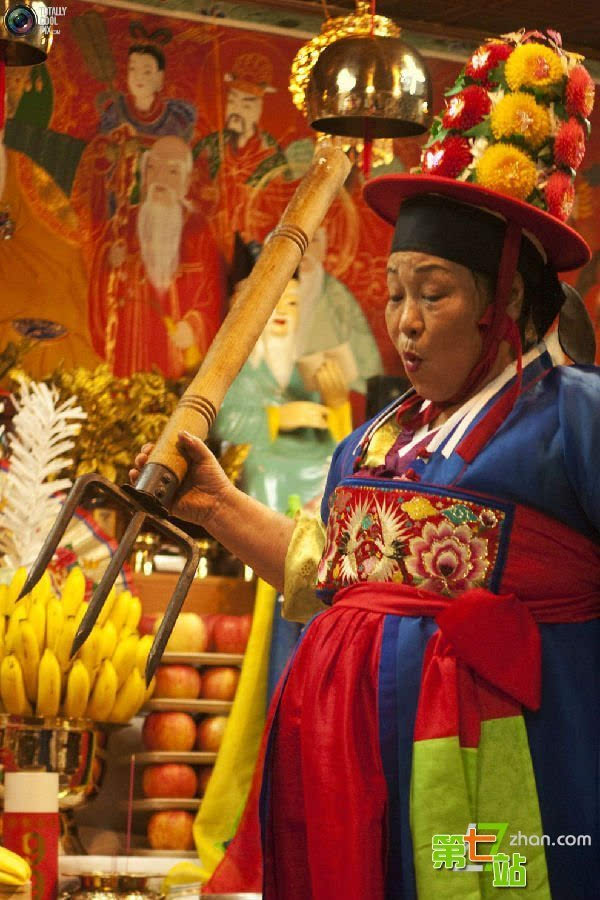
[361,0,377,177]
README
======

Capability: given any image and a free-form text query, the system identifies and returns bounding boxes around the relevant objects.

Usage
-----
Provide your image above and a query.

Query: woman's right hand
[129,431,234,529]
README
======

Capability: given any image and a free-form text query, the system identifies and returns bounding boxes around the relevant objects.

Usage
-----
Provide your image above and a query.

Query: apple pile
[149,611,253,654]
[140,609,252,851]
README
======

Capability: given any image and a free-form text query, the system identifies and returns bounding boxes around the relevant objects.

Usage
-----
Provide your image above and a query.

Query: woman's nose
[399,297,424,338]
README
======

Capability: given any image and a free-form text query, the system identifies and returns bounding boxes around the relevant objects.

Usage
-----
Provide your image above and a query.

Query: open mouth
[402,351,422,373]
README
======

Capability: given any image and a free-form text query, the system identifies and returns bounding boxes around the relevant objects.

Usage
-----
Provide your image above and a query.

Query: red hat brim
[363,174,590,272]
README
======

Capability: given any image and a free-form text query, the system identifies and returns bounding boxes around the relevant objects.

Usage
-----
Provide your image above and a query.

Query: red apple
[197,765,214,796]
[139,614,158,636]
[195,715,228,752]
[142,763,198,799]
[212,614,252,654]
[200,666,240,701]
[201,614,217,651]
[147,810,195,851]
[154,664,202,700]
[142,711,197,752]
[153,612,208,653]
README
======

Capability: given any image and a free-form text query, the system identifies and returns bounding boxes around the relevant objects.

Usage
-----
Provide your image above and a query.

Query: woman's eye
[422,294,443,302]
[388,294,404,304]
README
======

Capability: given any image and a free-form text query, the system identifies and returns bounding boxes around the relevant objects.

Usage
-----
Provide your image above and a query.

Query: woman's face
[385,251,490,403]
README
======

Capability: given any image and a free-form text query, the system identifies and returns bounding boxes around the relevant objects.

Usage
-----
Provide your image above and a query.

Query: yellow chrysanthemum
[505,43,564,90]
[475,143,537,200]
[490,92,551,148]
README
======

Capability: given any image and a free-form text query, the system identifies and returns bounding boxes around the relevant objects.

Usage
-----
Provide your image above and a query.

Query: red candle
[3,773,59,900]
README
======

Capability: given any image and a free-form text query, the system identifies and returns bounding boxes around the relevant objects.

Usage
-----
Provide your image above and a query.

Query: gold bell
[0,1,52,66]
[306,34,432,139]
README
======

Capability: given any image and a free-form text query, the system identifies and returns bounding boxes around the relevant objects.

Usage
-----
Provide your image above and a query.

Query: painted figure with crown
[131,29,599,899]
[192,52,289,259]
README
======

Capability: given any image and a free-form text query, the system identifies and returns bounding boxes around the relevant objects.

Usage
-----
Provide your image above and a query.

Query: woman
[131,31,598,899]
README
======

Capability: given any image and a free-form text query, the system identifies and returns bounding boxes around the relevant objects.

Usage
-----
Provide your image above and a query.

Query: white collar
[357,342,547,462]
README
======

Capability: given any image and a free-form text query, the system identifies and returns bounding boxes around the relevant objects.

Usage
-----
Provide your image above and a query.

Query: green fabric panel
[477,717,551,899]
[411,717,552,898]
[411,736,481,899]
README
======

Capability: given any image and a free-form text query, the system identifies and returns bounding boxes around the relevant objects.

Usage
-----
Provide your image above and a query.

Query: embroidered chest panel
[316,479,512,601]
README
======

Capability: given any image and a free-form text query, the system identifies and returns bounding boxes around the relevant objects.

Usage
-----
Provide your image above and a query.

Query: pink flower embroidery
[405,521,489,594]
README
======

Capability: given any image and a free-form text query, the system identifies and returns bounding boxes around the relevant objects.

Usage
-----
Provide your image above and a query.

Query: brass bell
[306,35,432,139]
[0,1,52,66]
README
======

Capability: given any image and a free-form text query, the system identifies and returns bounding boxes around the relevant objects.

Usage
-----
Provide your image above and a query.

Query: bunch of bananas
[0,567,155,723]
[0,846,31,885]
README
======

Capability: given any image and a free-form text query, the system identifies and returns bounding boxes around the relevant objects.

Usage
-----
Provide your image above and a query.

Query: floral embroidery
[317,483,506,599]
[405,521,488,594]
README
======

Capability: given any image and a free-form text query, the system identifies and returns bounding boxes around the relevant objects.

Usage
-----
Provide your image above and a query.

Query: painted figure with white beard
[297,226,383,394]
[88,135,225,378]
[212,240,352,513]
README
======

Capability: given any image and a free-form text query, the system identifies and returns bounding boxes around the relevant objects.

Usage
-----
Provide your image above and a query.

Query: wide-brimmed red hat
[364,30,594,273]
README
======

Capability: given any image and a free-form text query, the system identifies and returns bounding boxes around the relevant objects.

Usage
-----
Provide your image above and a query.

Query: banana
[5,603,28,655]
[111,632,139,688]
[0,612,5,644]
[31,571,53,607]
[28,600,46,652]
[125,595,142,631]
[0,636,5,672]
[143,675,156,704]
[6,567,28,614]
[63,659,91,719]
[96,585,117,627]
[108,667,146,723]
[46,597,65,653]
[99,620,118,662]
[36,649,61,718]
[79,625,102,688]
[0,655,32,716]
[55,616,78,673]
[14,620,40,704]
[0,846,32,884]
[109,590,132,634]
[61,566,86,617]
[86,659,118,722]
[74,600,89,629]
[0,584,8,617]
[135,633,154,675]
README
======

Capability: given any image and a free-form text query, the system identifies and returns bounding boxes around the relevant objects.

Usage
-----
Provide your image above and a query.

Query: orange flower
[505,43,563,90]
[475,144,537,200]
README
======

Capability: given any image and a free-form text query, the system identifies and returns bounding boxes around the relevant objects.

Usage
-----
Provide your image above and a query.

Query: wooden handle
[147,143,351,483]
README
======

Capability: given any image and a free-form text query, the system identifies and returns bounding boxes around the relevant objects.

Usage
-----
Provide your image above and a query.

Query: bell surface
[0,1,52,65]
[306,34,432,139]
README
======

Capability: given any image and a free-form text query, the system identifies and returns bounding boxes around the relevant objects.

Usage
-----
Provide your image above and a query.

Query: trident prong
[17,473,117,601]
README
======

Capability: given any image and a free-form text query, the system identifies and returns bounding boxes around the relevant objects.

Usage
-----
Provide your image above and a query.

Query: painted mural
[2,2,600,386]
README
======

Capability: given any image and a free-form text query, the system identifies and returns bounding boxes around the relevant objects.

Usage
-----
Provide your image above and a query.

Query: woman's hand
[129,431,233,528]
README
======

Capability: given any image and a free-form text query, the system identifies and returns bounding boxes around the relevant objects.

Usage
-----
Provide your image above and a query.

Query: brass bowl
[0,714,109,852]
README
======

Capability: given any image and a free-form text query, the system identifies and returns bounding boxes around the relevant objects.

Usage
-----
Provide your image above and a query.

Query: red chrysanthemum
[566,65,595,118]
[554,117,587,170]
[421,136,472,178]
[442,85,491,131]
[465,42,512,83]
[544,171,575,221]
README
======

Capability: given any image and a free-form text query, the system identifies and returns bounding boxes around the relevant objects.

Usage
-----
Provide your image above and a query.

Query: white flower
[488,88,505,107]
[469,137,490,161]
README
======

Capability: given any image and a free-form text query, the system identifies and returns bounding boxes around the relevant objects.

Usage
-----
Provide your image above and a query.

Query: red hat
[364,30,594,273]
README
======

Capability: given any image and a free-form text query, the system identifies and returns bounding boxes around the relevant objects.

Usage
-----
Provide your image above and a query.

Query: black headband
[390,194,564,335]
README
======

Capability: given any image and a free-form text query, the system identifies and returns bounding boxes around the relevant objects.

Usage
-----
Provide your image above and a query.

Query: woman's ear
[507,271,525,321]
